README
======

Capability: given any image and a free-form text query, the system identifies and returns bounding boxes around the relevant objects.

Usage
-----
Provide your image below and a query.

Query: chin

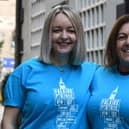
[58,52,70,55]
[119,59,129,66]
[57,49,72,54]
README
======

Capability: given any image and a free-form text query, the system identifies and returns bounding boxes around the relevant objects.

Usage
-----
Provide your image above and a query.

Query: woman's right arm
[1,106,20,129]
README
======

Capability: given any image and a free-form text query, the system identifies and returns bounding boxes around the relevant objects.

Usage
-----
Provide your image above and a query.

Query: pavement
[0,104,4,125]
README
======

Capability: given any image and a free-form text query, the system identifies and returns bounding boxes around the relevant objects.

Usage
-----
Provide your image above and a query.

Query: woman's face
[116,22,129,71]
[51,12,77,55]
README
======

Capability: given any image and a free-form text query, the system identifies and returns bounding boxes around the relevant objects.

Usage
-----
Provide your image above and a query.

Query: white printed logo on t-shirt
[100,87,122,129]
[54,78,78,129]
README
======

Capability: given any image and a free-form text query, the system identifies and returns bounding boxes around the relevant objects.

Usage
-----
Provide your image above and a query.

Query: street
[0,104,4,125]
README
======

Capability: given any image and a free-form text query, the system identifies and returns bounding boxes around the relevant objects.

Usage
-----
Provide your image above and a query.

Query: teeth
[125,50,129,52]
[57,42,71,45]
[122,48,129,52]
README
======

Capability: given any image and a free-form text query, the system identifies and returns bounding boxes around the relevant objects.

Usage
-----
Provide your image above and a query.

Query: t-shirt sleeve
[3,71,26,108]
[3,58,39,108]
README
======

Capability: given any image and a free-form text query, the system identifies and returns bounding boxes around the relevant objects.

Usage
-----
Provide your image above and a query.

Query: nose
[61,30,68,39]
[127,36,129,44]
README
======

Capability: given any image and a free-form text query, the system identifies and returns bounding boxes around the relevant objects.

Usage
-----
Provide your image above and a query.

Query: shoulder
[81,61,99,70]
[96,65,110,72]
[11,58,44,77]
[19,57,43,67]
[94,65,114,77]
[16,57,44,69]
[78,61,100,77]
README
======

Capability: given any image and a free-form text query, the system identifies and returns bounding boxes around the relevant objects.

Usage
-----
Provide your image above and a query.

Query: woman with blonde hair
[2,5,98,129]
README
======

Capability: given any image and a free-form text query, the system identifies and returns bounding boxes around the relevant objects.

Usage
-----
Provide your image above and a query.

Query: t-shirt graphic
[54,78,78,129]
[100,87,122,129]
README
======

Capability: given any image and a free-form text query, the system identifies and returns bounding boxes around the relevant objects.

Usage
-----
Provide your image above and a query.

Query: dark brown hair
[104,15,129,68]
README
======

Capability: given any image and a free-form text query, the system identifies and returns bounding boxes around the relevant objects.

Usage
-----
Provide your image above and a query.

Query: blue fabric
[88,66,129,129]
[4,58,98,129]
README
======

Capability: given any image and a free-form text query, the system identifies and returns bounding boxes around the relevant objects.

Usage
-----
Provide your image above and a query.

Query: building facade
[16,0,128,66]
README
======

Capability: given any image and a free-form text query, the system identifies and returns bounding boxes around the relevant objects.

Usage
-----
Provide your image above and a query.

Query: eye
[52,26,62,33]
[52,28,61,33]
[68,29,76,33]
[67,28,76,33]
[117,33,128,41]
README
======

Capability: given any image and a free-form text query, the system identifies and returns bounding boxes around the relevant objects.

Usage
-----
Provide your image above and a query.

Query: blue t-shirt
[88,66,129,129]
[4,58,98,129]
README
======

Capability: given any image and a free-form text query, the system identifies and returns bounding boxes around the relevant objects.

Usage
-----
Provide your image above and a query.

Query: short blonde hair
[40,5,86,65]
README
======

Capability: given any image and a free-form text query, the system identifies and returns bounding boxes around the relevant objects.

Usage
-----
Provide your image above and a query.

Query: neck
[118,64,129,75]
[51,53,69,66]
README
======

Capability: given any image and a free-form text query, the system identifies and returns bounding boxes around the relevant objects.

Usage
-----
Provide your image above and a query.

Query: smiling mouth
[122,47,129,53]
[56,42,72,45]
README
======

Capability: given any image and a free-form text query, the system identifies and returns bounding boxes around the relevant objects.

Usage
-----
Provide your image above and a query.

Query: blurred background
[0,0,15,123]
[0,0,129,125]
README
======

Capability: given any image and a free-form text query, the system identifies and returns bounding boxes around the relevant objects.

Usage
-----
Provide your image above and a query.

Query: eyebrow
[52,26,74,29]
[118,32,127,35]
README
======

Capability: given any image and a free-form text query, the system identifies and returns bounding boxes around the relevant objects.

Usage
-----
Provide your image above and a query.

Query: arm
[1,106,21,129]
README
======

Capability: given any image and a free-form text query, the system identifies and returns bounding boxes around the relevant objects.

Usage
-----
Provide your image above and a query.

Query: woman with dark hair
[88,15,129,129]
[1,5,98,129]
